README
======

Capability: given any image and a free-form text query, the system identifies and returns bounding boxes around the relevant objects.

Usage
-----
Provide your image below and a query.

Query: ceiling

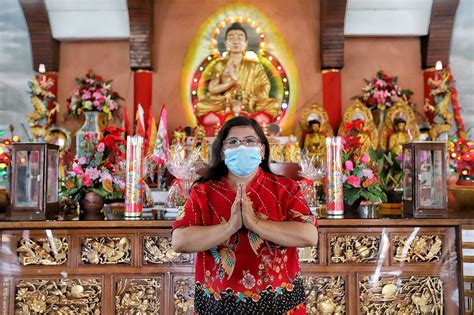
[44,0,434,41]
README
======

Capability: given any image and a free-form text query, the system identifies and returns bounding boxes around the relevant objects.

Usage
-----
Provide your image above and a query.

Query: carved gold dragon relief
[298,245,319,264]
[174,276,195,315]
[143,236,194,264]
[115,278,161,314]
[81,237,131,264]
[393,235,443,263]
[330,235,380,263]
[360,275,443,314]
[304,276,346,314]
[14,278,102,314]
[16,237,68,266]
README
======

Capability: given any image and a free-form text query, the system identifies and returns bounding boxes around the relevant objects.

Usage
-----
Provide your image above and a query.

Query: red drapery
[322,69,342,132]
[133,70,153,129]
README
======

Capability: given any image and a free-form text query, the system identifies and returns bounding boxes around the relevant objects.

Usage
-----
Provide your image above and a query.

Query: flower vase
[79,191,105,220]
[76,111,102,157]
[357,201,380,219]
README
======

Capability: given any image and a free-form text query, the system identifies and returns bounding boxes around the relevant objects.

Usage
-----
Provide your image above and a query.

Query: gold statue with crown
[338,100,378,153]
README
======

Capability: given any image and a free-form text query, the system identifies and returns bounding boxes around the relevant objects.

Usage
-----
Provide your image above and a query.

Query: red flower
[347,175,361,188]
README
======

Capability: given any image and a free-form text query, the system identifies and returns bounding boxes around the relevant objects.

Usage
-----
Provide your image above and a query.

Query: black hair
[393,117,407,125]
[196,116,271,183]
[308,119,321,127]
[225,22,248,40]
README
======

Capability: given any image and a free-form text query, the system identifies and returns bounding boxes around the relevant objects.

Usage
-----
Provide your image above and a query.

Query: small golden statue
[192,125,208,162]
[338,100,378,153]
[195,22,280,120]
[299,103,334,164]
[379,99,419,154]
[270,140,284,163]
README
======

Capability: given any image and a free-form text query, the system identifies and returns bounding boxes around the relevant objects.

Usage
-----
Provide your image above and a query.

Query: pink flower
[390,95,399,103]
[81,91,91,100]
[93,91,103,99]
[97,142,105,152]
[345,160,354,171]
[93,100,101,107]
[85,167,100,180]
[100,171,113,182]
[347,175,361,188]
[109,102,117,110]
[361,153,370,163]
[72,164,84,175]
[78,156,87,165]
[113,177,125,189]
[375,79,387,88]
[362,168,374,179]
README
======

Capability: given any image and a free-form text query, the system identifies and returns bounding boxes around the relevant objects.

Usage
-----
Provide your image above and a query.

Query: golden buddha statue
[195,23,280,119]
[304,120,326,162]
[299,103,334,164]
[388,118,410,156]
[379,100,419,152]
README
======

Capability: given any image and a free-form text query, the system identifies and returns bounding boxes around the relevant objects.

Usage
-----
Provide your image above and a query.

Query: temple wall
[51,1,427,135]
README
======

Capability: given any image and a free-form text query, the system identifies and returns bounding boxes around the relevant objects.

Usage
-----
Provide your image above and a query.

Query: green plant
[370,148,403,192]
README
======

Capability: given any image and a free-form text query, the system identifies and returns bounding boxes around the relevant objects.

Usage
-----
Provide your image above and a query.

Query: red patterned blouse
[173,168,317,314]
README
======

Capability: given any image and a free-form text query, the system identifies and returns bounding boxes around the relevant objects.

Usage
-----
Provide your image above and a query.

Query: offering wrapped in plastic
[298,153,325,215]
[165,145,199,213]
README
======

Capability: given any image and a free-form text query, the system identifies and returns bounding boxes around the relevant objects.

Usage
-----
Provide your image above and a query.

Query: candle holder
[8,143,59,219]
[402,141,447,218]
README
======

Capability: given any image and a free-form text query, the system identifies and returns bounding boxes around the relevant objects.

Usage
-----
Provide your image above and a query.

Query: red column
[322,69,342,132]
[133,70,153,128]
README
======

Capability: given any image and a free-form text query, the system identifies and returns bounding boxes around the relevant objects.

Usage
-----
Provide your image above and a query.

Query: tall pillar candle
[325,136,344,216]
[125,135,144,219]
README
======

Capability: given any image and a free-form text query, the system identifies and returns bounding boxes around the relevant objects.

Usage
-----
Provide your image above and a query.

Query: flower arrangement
[354,70,413,111]
[60,126,126,202]
[371,149,403,192]
[341,120,387,205]
[66,70,122,120]
[27,76,59,140]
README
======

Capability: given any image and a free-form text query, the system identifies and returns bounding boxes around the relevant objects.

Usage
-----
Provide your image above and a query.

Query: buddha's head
[225,22,248,54]
[394,118,407,132]
[309,120,321,133]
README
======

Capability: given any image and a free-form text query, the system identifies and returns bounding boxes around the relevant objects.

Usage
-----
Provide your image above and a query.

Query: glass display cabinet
[402,141,447,218]
[8,143,59,219]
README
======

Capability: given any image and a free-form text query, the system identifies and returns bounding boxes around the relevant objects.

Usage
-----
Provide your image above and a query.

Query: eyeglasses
[223,137,261,148]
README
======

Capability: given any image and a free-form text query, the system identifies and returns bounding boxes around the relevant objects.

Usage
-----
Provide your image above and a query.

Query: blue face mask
[224,146,262,177]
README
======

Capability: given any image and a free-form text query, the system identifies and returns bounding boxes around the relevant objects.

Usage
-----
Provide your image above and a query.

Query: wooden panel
[127,0,154,70]
[421,0,460,68]
[20,0,59,71]
[320,0,347,69]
